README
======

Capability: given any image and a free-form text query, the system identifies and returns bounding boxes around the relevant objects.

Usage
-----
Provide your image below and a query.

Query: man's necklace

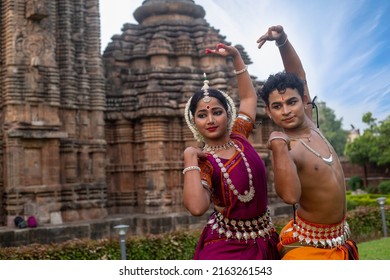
[204,140,255,203]
[290,128,333,165]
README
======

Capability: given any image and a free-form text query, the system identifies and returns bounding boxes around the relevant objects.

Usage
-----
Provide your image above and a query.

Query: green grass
[358,237,390,259]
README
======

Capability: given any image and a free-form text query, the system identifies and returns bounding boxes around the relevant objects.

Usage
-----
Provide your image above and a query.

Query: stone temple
[0,0,280,246]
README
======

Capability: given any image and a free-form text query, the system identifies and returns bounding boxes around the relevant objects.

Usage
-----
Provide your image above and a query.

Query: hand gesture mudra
[257,25,287,49]
[205,43,239,58]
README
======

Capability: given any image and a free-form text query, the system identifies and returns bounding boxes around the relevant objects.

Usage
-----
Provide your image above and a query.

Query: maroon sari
[193,116,280,260]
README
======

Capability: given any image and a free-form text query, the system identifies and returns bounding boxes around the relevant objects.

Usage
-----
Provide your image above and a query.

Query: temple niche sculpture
[0,0,278,237]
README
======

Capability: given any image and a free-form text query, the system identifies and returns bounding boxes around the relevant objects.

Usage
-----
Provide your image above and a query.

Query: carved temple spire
[133,0,205,25]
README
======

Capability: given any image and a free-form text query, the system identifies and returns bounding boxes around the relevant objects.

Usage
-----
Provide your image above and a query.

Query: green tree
[312,100,348,155]
[345,112,390,187]
[344,128,373,187]
[376,118,390,165]
[363,113,390,165]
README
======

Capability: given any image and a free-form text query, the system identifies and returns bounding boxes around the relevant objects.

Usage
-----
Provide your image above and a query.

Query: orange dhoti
[278,214,359,260]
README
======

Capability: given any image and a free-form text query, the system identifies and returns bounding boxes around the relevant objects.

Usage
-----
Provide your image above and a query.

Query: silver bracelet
[237,113,253,123]
[275,35,288,48]
[183,165,201,175]
[233,65,248,75]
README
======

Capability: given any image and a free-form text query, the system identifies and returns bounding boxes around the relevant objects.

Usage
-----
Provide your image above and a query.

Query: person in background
[257,25,359,260]
[182,43,279,260]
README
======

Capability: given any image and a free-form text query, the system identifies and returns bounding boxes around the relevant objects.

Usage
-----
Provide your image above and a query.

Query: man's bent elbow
[277,191,299,205]
[186,207,207,217]
[282,197,299,205]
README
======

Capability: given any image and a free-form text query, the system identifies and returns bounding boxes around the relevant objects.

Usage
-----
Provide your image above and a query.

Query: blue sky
[100,0,390,131]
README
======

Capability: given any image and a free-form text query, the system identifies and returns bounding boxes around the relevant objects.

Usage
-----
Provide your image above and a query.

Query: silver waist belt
[286,215,351,248]
[207,208,275,242]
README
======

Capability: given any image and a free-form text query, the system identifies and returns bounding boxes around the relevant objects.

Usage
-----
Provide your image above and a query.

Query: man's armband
[267,136,291,150]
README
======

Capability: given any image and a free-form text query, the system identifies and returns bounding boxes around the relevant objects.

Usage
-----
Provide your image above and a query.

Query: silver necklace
[205,141,255,203]
[293,128,333,165]
[204,140,235,152]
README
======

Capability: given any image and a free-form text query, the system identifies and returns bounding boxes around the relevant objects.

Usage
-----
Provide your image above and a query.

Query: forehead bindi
[196,98,222,111]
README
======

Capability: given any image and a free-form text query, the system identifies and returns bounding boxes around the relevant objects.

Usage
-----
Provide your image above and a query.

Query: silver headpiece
[202,73,211,103]
[184,73,237,142]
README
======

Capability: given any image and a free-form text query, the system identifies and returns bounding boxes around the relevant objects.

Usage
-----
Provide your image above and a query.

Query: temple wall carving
[0,0,107,226]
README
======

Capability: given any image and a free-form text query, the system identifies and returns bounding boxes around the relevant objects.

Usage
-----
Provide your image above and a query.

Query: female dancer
[183,43,279,260]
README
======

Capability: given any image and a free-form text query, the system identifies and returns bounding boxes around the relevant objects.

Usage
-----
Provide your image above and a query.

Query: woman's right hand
[183,146,207,164]
[205,43,239,58]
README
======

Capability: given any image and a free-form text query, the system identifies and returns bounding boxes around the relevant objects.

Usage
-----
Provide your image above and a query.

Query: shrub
[347,199,360,211]
[379,180,390,194]
[366,185,379,194]
[0,230,201,260]
[126,230,199,260]
[346,193,389,210]
[347,205,390,243]
[0,238,118,260]
[348,176,363,191]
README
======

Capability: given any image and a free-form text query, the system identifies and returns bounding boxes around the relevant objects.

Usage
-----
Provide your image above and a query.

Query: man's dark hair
[258,72,304,106]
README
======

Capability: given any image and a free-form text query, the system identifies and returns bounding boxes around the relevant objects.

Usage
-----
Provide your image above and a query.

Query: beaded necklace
[291,128,333,165]
[205,140,255,203]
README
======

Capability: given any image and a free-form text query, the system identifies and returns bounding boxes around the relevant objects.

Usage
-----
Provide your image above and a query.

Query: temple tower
[0,0,107,226]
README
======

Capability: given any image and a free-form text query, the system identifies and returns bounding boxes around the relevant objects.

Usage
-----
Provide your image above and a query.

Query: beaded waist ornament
[283,214,351,249]
[207,209,275,242]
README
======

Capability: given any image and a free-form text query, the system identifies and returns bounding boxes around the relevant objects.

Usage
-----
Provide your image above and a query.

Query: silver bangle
[275,35,288,48]
[183,165,201,175]
[237,113,253,123]
[233,65,248,75]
